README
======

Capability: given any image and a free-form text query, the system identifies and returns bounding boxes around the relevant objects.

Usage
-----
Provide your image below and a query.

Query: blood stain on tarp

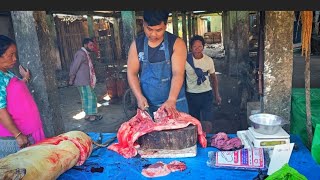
[91,167,104,173]
[142,164,151,168]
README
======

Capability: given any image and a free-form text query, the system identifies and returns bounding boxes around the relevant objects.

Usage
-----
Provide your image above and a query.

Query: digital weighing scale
[237,127,290,148]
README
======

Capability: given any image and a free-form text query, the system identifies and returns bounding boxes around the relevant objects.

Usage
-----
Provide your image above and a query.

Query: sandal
[86,115,103,122]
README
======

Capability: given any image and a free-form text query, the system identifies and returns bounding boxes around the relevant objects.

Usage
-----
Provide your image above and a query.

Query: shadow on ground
[59,82,128,133]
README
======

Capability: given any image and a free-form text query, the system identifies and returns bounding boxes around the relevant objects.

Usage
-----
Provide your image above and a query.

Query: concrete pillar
[263,11,294,127]
[121,11,136,60]
[172,11,179,36]
[11,11,65,137]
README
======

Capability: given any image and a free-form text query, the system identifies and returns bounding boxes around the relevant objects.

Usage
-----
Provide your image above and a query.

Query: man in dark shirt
[127,10,189,118]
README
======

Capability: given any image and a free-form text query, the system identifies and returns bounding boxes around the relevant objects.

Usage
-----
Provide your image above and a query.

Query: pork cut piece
[141,160,186,178]
[0,131,93,180]
[222,137,243,150]
[211,132,229,148]
[166,160,187,172]
[108,108,207,158]
[210,132,243,150]
[142,161,170,178]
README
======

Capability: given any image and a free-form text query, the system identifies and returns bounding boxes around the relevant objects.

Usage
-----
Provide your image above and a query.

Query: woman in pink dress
[0,35,45,158]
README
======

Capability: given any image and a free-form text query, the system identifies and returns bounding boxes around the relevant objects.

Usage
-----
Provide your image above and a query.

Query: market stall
[58,132,320,180]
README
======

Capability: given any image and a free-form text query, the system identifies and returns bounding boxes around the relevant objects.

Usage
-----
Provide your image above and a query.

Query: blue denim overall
[139,32,189,115]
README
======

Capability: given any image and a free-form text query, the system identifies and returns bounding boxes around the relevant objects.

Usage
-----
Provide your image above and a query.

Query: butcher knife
[92,135,117,152]
[143,106,154,121]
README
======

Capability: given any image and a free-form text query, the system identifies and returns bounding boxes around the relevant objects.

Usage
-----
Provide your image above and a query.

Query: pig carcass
[0,130,93,180]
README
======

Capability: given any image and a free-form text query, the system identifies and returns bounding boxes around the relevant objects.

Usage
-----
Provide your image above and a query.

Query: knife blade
[92,135,117,151]
[144,107,150,114]
[143,106,154,121]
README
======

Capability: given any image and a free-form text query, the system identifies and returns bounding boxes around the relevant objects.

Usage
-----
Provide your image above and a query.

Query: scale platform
[237,127,290,148]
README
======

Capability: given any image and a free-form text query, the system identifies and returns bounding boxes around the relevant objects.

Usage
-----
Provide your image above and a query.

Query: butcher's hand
[16,134,30,149]
[159,99,180,118]
[137,95,149,111]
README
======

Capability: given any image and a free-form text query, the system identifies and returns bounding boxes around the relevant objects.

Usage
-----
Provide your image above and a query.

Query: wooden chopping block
[137,145,197,158]
[137,125,197,150]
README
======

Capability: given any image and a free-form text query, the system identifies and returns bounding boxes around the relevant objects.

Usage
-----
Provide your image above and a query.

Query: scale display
[237,127,290,148]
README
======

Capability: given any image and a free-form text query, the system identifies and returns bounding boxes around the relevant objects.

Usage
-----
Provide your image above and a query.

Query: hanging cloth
[186,53,209,85]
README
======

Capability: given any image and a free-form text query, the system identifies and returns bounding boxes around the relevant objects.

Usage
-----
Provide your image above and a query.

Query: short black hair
[0,35,16,57]
[82,38,94,47]
[189,35,205,48]
[143,10,169,26]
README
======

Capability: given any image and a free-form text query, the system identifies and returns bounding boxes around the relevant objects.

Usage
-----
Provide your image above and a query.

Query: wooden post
[182,12,187,47]
[223,11,250,130]
[313,11,319,35]
[305,49,312,147]
[87,15,95,38]
[120,11,136,60]
[87,15,97,61]
[193,15,198,35]
[226,11,249,77]
[301,11,314,148]
[172,11,179,36]
[46,13,62,70]
[111,17,122,64]
[222,11,230,75]
[187,12,192,42]
[11,11,65,137]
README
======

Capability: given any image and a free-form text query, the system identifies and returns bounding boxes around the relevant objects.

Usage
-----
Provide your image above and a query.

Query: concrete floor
[59,54,320,135]
[59,83,128,133]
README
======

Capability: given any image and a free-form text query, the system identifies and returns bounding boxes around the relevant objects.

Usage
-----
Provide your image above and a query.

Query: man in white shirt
[185,35,222,124]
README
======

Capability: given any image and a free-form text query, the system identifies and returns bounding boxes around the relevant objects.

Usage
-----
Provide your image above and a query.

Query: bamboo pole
[301,11,313,149]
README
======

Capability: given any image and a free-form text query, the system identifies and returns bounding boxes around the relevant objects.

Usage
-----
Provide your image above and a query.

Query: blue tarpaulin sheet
[58,133,320,180]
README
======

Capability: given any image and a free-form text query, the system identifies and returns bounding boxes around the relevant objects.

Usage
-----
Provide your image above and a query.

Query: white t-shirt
[185,54,215,93]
